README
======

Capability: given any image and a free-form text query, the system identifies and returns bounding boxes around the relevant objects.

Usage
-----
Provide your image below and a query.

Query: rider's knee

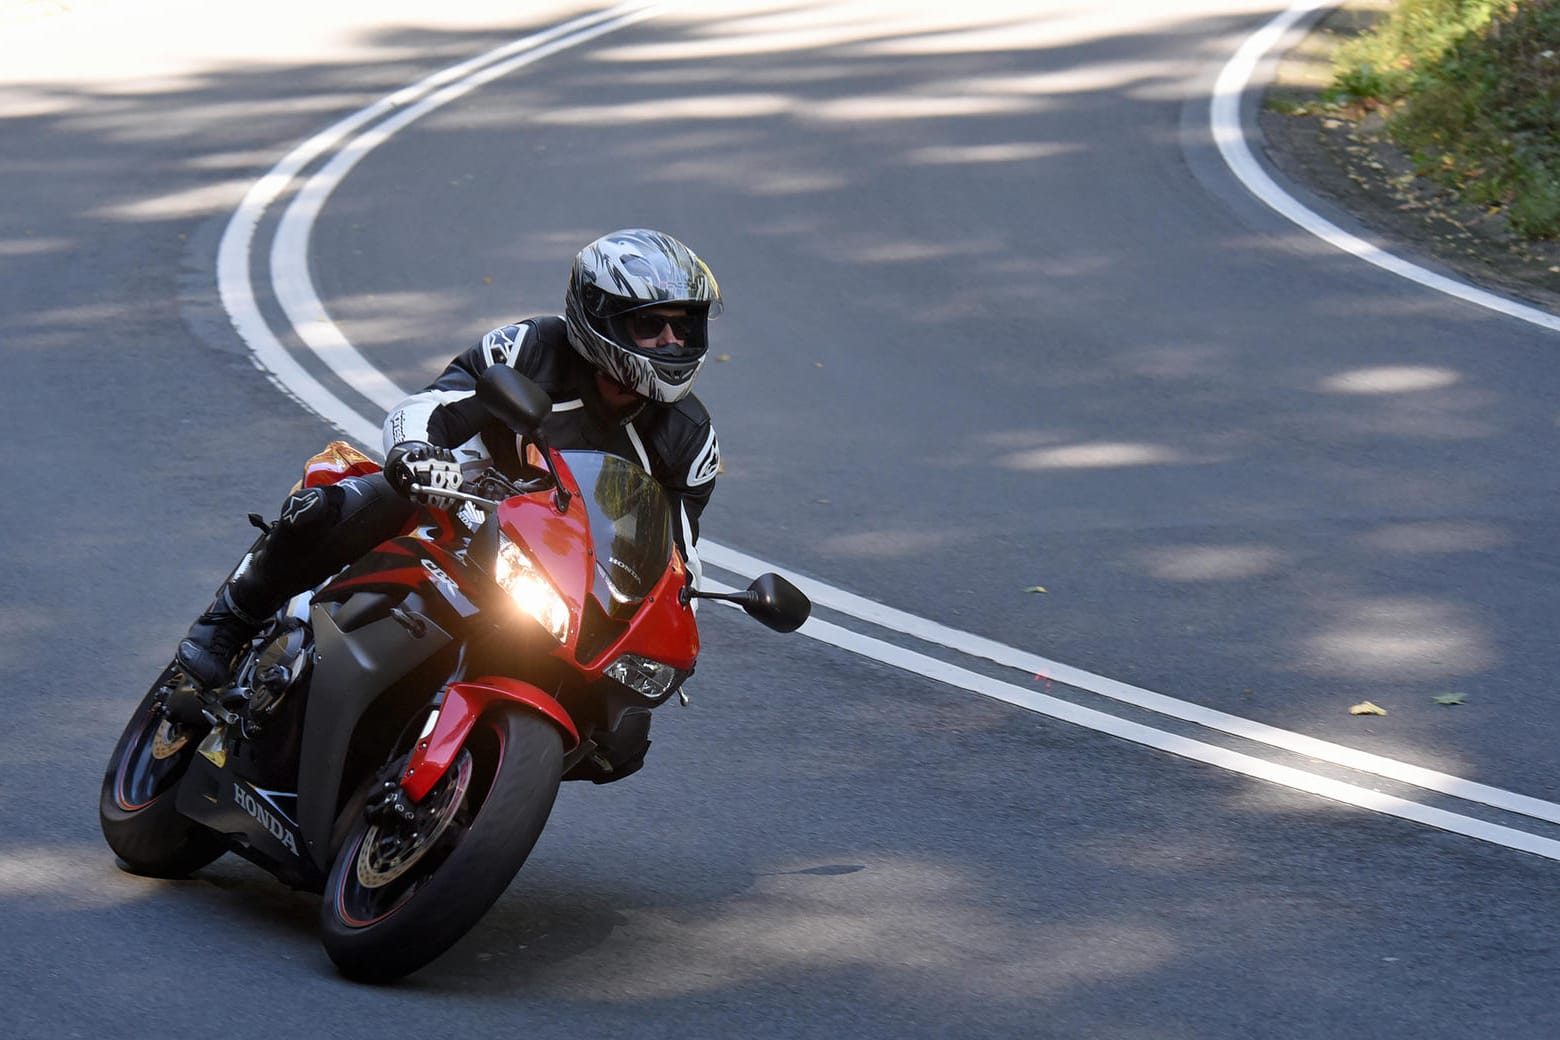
[272,485,346,541]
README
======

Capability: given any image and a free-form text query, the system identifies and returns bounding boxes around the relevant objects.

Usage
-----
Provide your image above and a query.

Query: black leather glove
[385,441,463,510]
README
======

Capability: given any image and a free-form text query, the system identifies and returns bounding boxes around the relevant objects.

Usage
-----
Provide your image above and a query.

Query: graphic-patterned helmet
[564,229,723,403]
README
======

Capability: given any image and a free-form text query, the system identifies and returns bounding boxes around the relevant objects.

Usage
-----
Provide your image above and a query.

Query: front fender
[399,677,580,802]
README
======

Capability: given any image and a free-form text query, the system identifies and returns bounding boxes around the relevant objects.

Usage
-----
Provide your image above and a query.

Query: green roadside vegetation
[1325,0,1560,238]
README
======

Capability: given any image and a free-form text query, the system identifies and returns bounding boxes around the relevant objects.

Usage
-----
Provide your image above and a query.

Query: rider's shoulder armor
[418,316,719,542]
[503,317,718,491]
[639,393,718,493]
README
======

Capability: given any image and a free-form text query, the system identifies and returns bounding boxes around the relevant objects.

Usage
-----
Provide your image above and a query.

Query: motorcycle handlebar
[408,484,502,512]
[410,466,557,512]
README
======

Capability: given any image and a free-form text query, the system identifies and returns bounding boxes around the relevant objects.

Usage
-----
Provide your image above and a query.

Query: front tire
[99,666,226,877]
[320,708,564,983]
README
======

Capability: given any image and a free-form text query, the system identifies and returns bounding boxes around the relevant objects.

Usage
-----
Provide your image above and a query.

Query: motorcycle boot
[173,478,413,692]
[174,486,334,691]
[175,519,299,692]
[175,582,274,692]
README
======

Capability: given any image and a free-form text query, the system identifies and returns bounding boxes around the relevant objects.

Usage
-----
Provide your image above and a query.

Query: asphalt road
[4,2,1560,1037]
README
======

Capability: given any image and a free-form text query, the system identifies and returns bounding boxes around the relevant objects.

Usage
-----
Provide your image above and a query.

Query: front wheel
[320,708,564,983]
[99,665,226,877]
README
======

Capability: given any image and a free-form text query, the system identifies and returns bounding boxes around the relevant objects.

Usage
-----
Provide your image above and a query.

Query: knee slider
[273,485,344,539]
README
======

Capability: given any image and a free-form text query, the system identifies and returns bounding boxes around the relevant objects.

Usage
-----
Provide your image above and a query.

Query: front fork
[397,677,580,803]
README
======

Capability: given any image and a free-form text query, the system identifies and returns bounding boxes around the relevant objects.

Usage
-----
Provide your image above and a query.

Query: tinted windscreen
[561,451,674,610]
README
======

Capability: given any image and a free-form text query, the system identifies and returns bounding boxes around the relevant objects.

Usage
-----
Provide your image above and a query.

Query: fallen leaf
[1350,701,1388,716]
[1023,585,1047,594]
[716,353,731,362]
[482,276,493,285]
[1433,692,1467,706]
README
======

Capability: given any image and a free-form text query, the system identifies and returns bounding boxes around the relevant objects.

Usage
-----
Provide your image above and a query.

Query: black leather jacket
[381,316,719,561]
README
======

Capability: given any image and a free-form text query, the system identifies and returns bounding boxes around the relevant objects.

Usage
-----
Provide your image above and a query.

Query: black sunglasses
[624,312,696,341]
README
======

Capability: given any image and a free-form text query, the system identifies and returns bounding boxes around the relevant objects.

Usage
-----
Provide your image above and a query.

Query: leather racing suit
[390,314,720,580]
[174,315,719,691]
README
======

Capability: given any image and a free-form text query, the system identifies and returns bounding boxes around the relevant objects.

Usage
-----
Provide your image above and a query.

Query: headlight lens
[605,654,687,699]
[495,536,569,642]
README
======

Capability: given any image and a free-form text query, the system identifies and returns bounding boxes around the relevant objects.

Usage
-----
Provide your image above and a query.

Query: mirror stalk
[475,365,566,510]
[531,437,572,514]
[680,587,755,608]
[680,573,811,633]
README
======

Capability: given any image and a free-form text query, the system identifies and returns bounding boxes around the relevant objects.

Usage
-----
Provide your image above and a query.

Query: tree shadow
[4,2,1560,1034]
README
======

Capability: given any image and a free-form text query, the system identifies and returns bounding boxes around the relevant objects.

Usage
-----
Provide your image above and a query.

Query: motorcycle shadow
[410,888,635,986]
[190,859,319,939]
[412,867,776,989]
[179,858,631,985]
[179,848,770,986]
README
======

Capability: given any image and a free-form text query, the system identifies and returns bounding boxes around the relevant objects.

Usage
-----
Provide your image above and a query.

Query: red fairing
[300,441,381,488]
[321,537,464,599]
[388,448,700,801]
[497,488,594,652]
[580,550,699,674]
[496,447,700,676]
[400,677,580,803]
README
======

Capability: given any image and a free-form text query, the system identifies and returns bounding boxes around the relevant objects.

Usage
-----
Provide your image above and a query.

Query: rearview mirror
[740,573,811,633]
[681,573,812,632]
[477,365,552,435]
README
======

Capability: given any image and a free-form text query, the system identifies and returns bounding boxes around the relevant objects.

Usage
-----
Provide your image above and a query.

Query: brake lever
[409,484,501,511]
[472,467,554,499]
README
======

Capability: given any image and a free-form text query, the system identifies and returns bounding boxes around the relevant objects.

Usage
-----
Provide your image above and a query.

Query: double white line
[218,1,1560,860]
[700,553,1560,860]
[219,3,669,447]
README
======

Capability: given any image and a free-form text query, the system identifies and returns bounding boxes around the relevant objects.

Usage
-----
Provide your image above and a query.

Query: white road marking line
[218,2,666,443]
[272,2,668,412]
[703,544,1560,827]
[216,5,1560,858]
[1211,0,1560,334]
[701,578,1560,862]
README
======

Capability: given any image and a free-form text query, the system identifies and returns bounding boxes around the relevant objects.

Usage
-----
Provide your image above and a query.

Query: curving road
[4,2,1559,1036]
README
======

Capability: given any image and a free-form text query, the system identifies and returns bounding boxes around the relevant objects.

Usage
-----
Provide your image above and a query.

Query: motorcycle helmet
[564,229,723,403]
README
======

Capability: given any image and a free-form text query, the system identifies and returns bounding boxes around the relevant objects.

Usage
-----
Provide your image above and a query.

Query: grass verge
[1327,0,1560,239]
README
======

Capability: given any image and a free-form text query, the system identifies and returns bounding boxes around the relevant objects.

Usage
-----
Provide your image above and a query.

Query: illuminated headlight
[495,536,569,642]
[605,654,686,699]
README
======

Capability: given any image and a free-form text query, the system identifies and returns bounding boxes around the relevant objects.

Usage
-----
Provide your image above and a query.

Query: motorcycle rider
[176,228,723,692]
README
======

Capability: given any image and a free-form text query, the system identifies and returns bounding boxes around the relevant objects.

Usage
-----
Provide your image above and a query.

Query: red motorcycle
[99,366,810,982]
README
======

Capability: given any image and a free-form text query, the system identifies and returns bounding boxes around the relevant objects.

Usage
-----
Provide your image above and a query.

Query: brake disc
[354,753,472,889]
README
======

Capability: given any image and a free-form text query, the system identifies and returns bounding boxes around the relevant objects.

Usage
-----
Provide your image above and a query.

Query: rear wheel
[320,708,564,983]
[99,666,226,877]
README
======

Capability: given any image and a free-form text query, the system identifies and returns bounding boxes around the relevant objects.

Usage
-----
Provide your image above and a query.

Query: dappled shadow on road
[392,611,1560,1032]
[5,1,1560,1033]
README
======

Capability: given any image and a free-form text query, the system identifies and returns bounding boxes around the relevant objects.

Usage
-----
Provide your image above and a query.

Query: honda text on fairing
[100,366,810,983]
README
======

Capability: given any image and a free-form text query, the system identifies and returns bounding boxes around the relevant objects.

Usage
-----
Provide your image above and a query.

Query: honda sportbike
[100,366,811,982]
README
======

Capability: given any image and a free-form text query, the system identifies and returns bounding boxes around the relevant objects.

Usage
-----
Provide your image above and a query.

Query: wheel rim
[151,721,191,760]
[357,752,471,888]
[336,751,474,926]
[115,707,196,812]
